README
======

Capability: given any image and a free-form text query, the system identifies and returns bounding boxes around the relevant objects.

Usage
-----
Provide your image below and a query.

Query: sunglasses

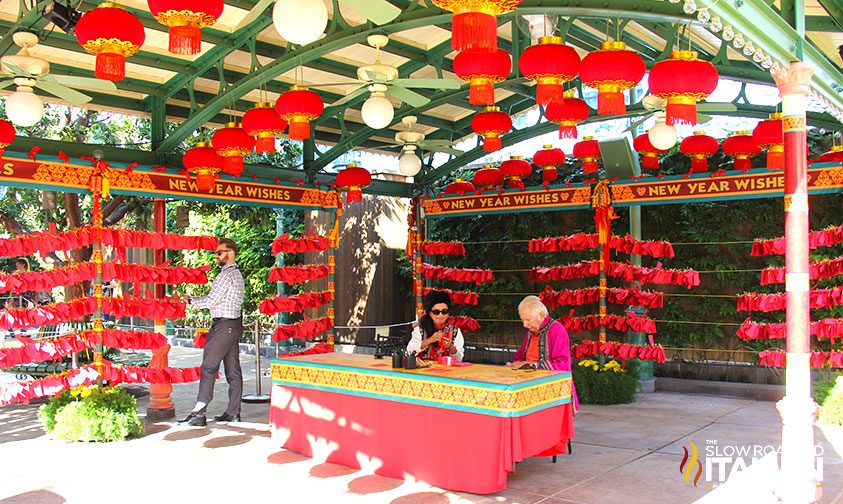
[214,249,231,256]
[430,309,449,315]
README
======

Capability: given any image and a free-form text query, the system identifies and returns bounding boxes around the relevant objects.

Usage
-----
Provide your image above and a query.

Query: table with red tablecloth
[268,353,574,494]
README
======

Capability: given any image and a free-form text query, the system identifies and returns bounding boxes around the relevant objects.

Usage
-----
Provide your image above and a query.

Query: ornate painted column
[147,198,175,420]
[772,61,821,504]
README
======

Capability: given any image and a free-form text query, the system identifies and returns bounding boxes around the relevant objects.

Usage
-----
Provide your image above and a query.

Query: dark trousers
[196,317,243,416]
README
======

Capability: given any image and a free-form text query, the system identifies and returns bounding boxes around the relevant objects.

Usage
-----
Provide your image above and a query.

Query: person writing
[178,238,245,427]
[407,290,464,362]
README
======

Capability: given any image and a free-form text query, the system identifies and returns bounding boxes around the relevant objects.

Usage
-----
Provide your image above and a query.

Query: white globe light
[649,121,678,150]
[361,93,394,129]
[273,0,328,45]
[399,151,422,176]
[6,87,43,127]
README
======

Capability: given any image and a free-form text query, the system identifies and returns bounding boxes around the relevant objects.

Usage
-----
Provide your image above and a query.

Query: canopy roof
[1,0,842,197]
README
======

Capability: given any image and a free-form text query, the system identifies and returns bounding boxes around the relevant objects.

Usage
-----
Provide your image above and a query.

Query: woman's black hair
[418,290,451,338]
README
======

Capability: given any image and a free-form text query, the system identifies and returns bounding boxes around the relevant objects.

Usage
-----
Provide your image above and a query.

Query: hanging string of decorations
[74,2,145,82]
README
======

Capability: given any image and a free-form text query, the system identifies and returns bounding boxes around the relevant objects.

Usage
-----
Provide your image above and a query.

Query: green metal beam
[815,0,843,32]
[805,15,843,31]
[0,1,48,57]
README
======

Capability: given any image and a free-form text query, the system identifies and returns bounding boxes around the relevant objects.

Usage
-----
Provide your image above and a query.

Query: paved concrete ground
[1,347,841,504]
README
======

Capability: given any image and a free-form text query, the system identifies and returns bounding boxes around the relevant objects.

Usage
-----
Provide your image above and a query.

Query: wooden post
[147,198,174,420]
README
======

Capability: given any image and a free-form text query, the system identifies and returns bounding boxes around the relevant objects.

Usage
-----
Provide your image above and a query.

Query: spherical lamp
[361,88,394,129]
[648,115,678,150]
[273,0,328,45]
[398,147,422,176]
[6,85,43,127]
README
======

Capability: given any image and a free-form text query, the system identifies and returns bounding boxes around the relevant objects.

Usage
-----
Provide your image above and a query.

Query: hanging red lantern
[444,178,476,195]
[573,136,601,173]
[471,106,512,152]
[533,144,565,185]
[148,0,223,55]
[336,163,371,203]
[75,3,145,82]
[211,122,255,177]
[242,102,287,154]
[518,36,580,106]
[473,163,504,191]
[453,48,511,105]
[752,112,784,169]
[545,91,590,139]
[183,142,223,192]
[633,132,667,170]
[680,131,719,174]
[0,119,15,155]
[648,50,719,126]
[580,41,646,115]
[500,156,532,190]
[275,86,324,141]
[722,131,759,171]
[819,145,843,163]
[432,0,522,51]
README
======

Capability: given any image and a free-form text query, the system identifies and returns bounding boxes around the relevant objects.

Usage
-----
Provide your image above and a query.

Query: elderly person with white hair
[507,295,573,374]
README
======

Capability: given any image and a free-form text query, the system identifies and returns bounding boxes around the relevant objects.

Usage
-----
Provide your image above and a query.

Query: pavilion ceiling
[1,0,842,197]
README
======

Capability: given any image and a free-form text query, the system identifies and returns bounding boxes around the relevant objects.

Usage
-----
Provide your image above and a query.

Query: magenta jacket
[513,316,578,411]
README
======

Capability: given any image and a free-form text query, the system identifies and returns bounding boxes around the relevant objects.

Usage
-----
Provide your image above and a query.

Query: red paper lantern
[580,41,645,115]
[573,136,600,173]
[148,0,223,55]
[212,122,255,177]
[533,144,565,184]
[680,131,719,174]
[722,130,759,171]
[75,3,145,82]
[242,102,287,154]
[444,178,476,195]
[335,163,371,203]
[545,91,590,139]
[500,156,532,190]
[432,0,522,51]
[471,106,512,152]
[633,133,667,170]
[453,48,511,105]
[518,36,580,106]
[183,142,223,192]
[473,163,504,190]
[0,119,15,152]
[648,50,719,126]
[752,112,784,169]
[819,145,843,163]
[275,86,324,141]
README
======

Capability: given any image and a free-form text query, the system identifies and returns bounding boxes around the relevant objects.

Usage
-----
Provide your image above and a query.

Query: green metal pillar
[627,205,654,381]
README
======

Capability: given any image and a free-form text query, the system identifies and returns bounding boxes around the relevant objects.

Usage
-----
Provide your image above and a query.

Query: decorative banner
[423,185,592,218]
[0,155,338,211]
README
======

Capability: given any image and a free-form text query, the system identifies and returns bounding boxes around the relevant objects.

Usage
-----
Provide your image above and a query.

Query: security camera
[42,1,81,35]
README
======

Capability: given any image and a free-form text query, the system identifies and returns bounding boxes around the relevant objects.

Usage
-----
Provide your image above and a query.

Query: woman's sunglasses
[430,309,449,315]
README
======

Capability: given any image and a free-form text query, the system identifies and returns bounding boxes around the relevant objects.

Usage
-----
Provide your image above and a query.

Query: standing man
[178,238,245,427]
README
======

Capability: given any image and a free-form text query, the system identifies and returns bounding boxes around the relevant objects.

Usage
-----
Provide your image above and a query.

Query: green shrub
[817,376,843,427]
[38,385,144,442]
[572,359,640,405]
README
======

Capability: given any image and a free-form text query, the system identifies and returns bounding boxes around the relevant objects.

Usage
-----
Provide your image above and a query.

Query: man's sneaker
[176,412,207,427]
[213,412,241,422]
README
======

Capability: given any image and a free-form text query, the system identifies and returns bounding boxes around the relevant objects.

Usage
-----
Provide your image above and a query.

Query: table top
[270,353,572,417]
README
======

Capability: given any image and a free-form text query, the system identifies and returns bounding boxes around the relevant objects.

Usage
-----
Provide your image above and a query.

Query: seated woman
[407,290,465,362]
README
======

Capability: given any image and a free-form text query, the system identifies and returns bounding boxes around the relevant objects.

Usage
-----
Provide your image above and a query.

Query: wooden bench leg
[551,455,557,463]
[568,439,572,454]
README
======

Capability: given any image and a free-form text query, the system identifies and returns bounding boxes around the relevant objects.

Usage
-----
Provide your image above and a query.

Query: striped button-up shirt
[189,263,244,319]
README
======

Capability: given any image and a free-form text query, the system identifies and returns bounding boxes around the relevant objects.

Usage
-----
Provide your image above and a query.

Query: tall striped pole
[90,163,105,387]
[772,61,821,504]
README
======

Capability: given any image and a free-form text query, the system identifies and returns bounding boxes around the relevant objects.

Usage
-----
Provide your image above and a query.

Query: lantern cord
[605,17,610,42]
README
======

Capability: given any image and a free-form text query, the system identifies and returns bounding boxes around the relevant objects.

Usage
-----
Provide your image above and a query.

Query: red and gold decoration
[211,122,255,177]
[242,102,287,154]
[633,132,667,170]
[533,144,565,186]
[471,106,511,152]
[453,48,511,105]
[472,163,504,191]
[752,112,784,169]
[721,130,759,171]
[0,119,15,156]
[500,155,532,190]
[183,142,223,192]
[648,50,719,126]
[444,178,476,195]
[148,0,223,55]
[545,91,590,139]
[579,41,645,115]
[431,0,522,51]
[819,145,843,163]
[335,163,371,203]
[680,131,719,174]
[518,36,580,105]
[75,3,145,81]
[573,136,600,173]
[275,86,324,141]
